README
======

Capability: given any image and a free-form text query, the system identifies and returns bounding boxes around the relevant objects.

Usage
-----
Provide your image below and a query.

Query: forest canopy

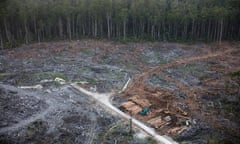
[0,0,239,48]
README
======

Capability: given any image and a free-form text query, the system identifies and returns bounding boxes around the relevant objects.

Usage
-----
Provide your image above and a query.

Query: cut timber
[176,107,188,116]
[147,116,163,125]
[152,91,164,97]
[155,109,164,113]
[127,105,142,114]
[159,122,170,129]
[121,101,136,109]
[167,126,188,135]
[129,96,151,107]
[147,116,168,129]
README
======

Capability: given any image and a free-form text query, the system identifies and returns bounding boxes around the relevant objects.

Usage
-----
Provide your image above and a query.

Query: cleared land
[0,40,239,144]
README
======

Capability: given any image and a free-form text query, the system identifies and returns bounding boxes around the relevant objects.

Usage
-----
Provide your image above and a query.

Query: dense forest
[0,0,239,48]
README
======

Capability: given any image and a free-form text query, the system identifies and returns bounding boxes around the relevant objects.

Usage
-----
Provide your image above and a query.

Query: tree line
[0,0,239,48]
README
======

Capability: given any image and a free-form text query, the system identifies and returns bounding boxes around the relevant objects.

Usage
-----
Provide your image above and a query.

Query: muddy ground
[0,40,239,144]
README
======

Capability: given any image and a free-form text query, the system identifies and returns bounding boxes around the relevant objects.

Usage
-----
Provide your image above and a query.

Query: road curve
[71,83,178,144]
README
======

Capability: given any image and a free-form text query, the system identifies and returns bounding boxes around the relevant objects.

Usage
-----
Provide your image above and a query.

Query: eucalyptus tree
[0,0,239,48]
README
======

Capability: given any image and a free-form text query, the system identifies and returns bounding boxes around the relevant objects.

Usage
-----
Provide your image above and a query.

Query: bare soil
[0,40,239,144]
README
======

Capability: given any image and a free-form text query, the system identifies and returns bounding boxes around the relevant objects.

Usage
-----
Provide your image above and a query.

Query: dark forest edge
[0,0,240,49]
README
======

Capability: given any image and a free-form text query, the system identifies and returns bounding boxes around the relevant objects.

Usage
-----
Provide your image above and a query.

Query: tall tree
[0,0,239,48]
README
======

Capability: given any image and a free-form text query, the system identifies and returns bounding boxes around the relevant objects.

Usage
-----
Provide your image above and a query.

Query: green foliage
[145,137,157,144]
[0,0,239,47]
[231,70,240,77]
[222,97,240,116]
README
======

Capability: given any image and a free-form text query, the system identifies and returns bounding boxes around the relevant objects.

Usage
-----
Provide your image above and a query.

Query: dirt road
[71,83,178,144]
[129,48,238,89]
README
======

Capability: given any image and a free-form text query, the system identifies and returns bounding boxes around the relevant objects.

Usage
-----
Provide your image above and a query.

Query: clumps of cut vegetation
[145,137,157,144]
[33,72,68,80]
[221,97,240,116]
[207,136,219,144]
[87,78,104,84]
[231,70,240,77]
[0,73,12,80]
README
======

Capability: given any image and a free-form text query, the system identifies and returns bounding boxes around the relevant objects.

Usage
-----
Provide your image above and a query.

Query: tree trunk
[219,18,223,45]
[191,19,195,39]
[117,24,120,37]
[100,23,103,38]
[32,15,37,40]
[67,17,71,40]
[0,30,3,49]
[168,23,171,39]
[151,25,154,38]
[76,15,80,39]
[123,21,126,40]
[133,18,136,36]
[157,25,160,39]
[207,20,211,41]
[163,21,166,40]
[82,24,85,36]
[24,20,29,44]
[238,25,240,39]
[141,21,145,35]
[40,29,45,41]
[110,17,113,38]
[175,23,178,39]
[3,18,11,44]
[58,17,63,38]
[201,21,205,39]
[197,22,200,39]
[183,23,187,39]
[94,19,97,37]
[72,16,75,39]
[37,30,40,43]
[214,21,218,41]
[107,14,111,39]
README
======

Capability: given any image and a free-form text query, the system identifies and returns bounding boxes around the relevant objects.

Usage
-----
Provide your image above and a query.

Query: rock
[186,120,190,126]
[90,85,97,92]
[45,89,52,93]
[207,101,214,107]
[40,79,54,83]
[192,119,197,125]
[164,116,172,122]
[54,77,66,85]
